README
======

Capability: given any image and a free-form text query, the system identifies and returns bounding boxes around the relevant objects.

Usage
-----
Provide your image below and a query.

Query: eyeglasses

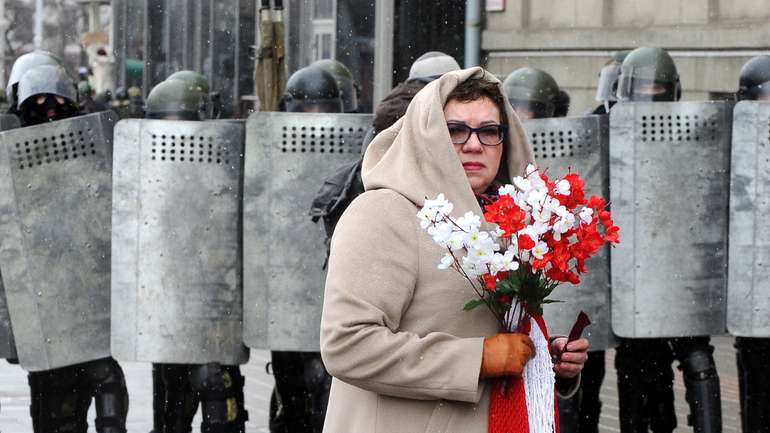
[447,122,507,146]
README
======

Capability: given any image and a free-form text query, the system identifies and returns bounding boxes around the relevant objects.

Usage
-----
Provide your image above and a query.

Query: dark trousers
[151,363,248,433]
[28,357,128,433]
[558,350,606,433]
[735,337,770,433]
[616,337,721,433]
[269,351,331,433]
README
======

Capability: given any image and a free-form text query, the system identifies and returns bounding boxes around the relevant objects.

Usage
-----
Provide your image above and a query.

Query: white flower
[461,256,486,277]
[512,176,532,192]
[525,187,548,210]
[438,253,455,270]
[456,211,481,232]
[554,179,571,196]
[579,207,594,224]
[421,193,454,219]
[553,212,576,237]
[465,230,494,249]
[428,222,454,247]
[499,184,518,196]
[446,231,466,251]
[524,164,547,190]
[531,241,549,260]
[491,249,520,274]
[490,226,506,240]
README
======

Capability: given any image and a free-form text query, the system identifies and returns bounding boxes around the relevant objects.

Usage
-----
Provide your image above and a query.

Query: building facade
[483,0,770,114]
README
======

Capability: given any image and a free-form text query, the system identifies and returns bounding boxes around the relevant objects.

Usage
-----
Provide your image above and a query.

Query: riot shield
[0,114,19,358]
[728,101,770,337]
[0,111,116,371]
[523,115,615,350]
[111,119,248,365]
[0,114,20,131]
[243,112,372,351]
[610,102,731,338]
[0,274,13,359]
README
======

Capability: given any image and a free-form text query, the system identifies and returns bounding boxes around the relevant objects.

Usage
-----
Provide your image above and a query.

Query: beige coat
[320,68,536,433]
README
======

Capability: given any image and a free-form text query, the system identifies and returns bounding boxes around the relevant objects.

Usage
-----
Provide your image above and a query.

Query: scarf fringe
[488,315,559,433]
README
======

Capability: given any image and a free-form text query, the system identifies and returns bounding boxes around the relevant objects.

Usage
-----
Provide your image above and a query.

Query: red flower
[556,173,586,209]
[518,233,536,250]
[484,195,526,238]
[482,274,498,291]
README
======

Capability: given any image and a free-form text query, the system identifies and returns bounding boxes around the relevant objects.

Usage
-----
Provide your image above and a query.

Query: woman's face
[444,96,504,194]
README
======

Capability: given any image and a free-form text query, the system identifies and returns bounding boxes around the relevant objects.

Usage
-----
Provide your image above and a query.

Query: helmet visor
[618,75,678,102]
[509,99,554,120]
[595,63,621,103]
[740,80,770,101]
[284,98,343,113]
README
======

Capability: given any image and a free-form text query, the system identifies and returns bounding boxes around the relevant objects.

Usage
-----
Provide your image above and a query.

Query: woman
[320,67,589,432]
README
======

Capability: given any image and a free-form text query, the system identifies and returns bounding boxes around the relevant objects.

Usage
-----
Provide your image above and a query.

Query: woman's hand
[480,333,536,379]
[550,337,589,379]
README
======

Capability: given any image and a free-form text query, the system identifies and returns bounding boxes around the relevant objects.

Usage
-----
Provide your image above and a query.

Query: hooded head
[363,67,534,218]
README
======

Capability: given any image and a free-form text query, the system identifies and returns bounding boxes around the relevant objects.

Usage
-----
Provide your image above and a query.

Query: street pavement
[0,336,741,432]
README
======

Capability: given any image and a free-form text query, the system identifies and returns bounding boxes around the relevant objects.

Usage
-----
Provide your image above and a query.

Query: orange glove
[480,333,536,378]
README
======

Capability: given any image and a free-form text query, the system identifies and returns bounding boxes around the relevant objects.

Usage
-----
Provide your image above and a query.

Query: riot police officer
[268,65,343,433]
[144,78,249,433]
[733,54,770,432]
[17,65,82,126]
[592,51,629,115]
[614,47,720,433]
[6,50,62,115]
[502,67,560,120]
[310,51,461,274]
[167,70,221,119]
[14,64,129,433]
[311,59,360,113]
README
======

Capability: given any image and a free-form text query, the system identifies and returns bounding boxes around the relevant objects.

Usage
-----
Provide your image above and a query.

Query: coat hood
[362,67,535,218]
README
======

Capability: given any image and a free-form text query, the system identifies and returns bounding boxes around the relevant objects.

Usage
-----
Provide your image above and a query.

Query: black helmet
[6,50,63,110]
[281,66,343,113]
[311,59,359,112]
[167,70,210,94]
[737,55,770,101]
[145,79,206,121]
[595,50,629,103]
[618,47,681,102]
[502,67,560,119]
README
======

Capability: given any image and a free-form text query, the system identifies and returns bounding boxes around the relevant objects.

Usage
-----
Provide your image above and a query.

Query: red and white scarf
[488,315,559,433]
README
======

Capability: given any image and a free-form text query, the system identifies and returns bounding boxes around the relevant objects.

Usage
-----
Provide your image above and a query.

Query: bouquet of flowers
[418,164,619,433]
[417,164,619,332]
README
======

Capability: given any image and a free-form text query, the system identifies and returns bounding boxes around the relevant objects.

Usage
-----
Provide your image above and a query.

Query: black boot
[28,364,90,433]
[191,363,247,433]
[735,337,770,433]
[616,339,676,433]
[160,364,198,433]
[88,357,129,433]
[672,337,722,433]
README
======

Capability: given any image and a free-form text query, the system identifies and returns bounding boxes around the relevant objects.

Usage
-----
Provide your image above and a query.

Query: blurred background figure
[502,67,560,120]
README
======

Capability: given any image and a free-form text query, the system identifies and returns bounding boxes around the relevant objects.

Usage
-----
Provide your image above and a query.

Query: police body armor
[0,114,20,359]
[522,115,615,350]
[610,101,731,338]
[243,112,373,351]
[111,119,248,365]
[0,111,116,371]
[728,100,770,337]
